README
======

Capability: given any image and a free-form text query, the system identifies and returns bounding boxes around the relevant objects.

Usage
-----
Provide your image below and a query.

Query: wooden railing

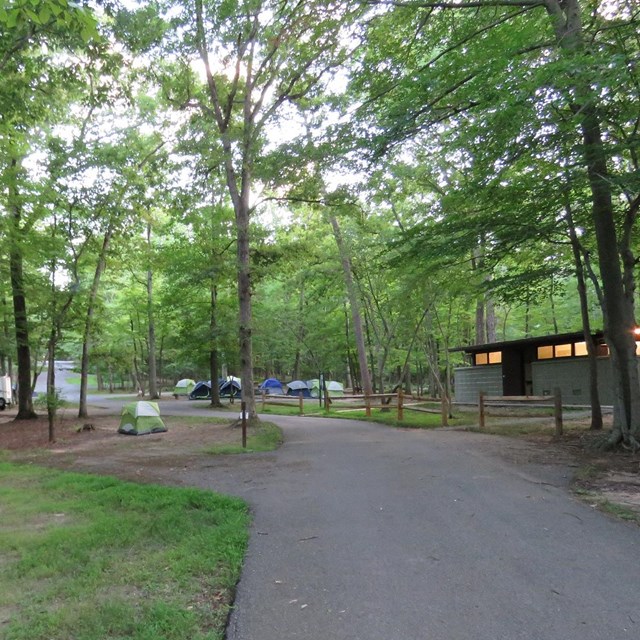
[260,390,451,425]
[478,389,563,436]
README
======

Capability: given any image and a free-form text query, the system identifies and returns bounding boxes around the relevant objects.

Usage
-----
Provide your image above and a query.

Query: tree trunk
[146,225,159,400]
[7,159,36,419]
[485,297,497,343]
[1,295,10,375]
[329,215,373,397]
[209,284,222,407]
[46,332,57,442]
[235,196,256,418]
[565,203,603,430]
[546,0,640,446]
[78,229,113,418]
[549,281,559,335]
[10,249,36,419]
[97,366,104,391]
[130,318,145,395]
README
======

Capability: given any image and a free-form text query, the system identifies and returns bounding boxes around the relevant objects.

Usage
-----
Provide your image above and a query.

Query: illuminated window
[488,351,502,364]
[475,353,488,365]
[537,346,553,359]
[574,342,588,356]
[555,343,572,358]
[636,342,640,356]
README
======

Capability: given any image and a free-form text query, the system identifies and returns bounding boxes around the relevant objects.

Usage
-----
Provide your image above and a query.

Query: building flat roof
[450,330,605,353]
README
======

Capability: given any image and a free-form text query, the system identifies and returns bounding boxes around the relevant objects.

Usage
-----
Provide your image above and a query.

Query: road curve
[155,412,639,640]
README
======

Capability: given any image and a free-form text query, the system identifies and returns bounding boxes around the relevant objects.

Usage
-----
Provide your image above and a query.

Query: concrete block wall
[453,365,503,403]
[532,358,614,406]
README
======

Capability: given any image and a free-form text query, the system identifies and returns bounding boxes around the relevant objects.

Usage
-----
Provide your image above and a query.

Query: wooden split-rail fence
[260,389,451,426]
[478,388,564,437]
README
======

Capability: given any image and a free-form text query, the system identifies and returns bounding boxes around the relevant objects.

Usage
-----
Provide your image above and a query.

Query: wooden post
[441,395,449,427]
[261,391,266,411]
[241,401,247,449]
[299,391,304,416]
[479,390,485,429]
[397,388,404,421]
[365,394,371,417]
[554,387,563,437]
[324,391,330,412]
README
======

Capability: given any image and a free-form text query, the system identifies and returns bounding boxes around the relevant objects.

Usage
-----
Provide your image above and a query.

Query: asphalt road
[34,373,640,638]
[178,413,639,640]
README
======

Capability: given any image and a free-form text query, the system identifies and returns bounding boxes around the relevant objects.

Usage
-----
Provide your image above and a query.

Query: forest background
[1,0,639,445]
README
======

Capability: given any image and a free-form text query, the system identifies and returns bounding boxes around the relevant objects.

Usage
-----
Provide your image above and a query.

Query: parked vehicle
[0,375,13,410]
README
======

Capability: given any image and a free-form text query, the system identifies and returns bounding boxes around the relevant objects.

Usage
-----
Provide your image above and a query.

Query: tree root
[589,430,640,453]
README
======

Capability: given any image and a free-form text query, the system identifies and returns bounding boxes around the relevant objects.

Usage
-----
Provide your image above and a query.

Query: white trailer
[0,375,13,410]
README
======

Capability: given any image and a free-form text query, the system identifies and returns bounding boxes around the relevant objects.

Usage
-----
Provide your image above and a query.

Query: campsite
[2,2,640,639]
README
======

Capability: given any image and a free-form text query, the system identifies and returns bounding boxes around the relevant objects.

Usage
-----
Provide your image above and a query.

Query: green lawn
[0,463,249,640]
[64,374,98,387]
[204,422,283,454]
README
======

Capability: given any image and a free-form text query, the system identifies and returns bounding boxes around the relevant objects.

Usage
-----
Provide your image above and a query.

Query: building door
[501,348,524,396]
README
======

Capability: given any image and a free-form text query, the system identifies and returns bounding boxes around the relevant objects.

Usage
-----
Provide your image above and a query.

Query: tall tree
[152,0,364,418]
[356,0,640,446]
[0,0,98,418]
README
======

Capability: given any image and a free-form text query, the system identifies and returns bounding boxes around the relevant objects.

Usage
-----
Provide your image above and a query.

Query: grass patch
[598,499,640,523]
[258,402,306,417]
[204,422,283,454]
[259,399,478,429]
[0,463,249,640]
[572,487,640,525]
[64,374,97,387]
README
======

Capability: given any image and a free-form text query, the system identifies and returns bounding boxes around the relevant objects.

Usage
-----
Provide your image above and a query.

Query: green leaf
[6,8,19,27]
[38,6,51,23]
[25,8,41,23]
[80,25,95,42]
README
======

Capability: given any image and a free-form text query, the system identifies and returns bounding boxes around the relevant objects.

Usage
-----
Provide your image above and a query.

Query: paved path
[47,383,639,639]
[156,413,638,640]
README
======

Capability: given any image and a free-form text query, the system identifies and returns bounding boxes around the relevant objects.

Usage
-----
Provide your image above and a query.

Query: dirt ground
[0,406,246,485]
[1,406,639,520]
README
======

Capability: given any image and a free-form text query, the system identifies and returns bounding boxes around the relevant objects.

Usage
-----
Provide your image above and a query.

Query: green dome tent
[118,401,167,436]
[173,378,196,398]
[326,381,345,397]
[306,379,320,398]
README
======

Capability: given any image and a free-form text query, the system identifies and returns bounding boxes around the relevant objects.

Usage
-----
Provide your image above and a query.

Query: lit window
[555,344,572,358]
[488,351,502,364]
[574,342,588,356]
[537,346,553,359]
[636,342,640,356]
[475,353,488,365]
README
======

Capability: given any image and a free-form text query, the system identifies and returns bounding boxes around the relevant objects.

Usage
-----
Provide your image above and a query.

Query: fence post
[241,401,247,449]
[397,388,404,421]
[441,395,449,427]
[554,387,563,437]
[261,391,266,411]
[479,390,485,429]
[299,391,304,416]
[365,394,371,417]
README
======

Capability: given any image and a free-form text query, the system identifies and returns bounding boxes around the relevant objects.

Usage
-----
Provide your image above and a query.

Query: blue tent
[189,380,212,400]
[286,380,311,398]
[219,376,241,397]
[259,378,285,395]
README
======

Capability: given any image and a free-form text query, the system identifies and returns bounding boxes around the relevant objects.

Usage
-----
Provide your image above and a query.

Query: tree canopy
[1,0,639,444]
